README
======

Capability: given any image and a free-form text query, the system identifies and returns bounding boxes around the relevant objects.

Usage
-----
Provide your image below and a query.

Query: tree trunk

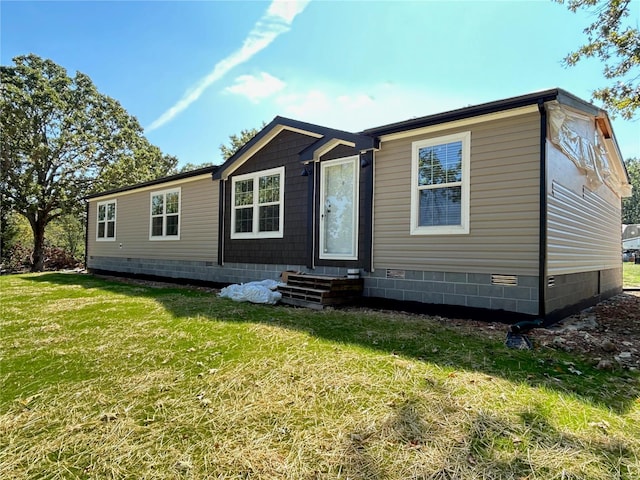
[30,218,46,272]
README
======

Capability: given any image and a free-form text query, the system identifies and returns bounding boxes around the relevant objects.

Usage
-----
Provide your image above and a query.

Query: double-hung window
[96,200,116,241]
[150,188,181,240]
[231,167,284,239]
[410,131,470,235]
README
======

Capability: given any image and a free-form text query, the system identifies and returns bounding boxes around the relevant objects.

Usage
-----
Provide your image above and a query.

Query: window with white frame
[96,200,116,241]
[150,188,181,240]
[411,131,470,235]
[231,167,284,239]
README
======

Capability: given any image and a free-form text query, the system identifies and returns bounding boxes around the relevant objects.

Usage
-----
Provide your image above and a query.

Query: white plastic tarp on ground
[218,279,283,304]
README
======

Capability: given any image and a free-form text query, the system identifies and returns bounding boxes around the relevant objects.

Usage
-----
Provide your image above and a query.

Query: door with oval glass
[319,156,359,260]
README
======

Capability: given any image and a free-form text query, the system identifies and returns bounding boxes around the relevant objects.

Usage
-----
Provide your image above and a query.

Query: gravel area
[440,291,640,371]
[530,291,640,371]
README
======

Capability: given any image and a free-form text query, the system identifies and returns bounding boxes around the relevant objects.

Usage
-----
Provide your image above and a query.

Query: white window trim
[149,187,181,241]
[319,156,359,260]
[231,166,285,239]
[410,131,470,235]
[96,199,117,241]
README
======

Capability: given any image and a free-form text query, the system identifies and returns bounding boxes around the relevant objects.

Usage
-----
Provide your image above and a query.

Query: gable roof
[213,116,378,180]
[86,88,630,199]
[623,224,640,241]
[360,88,602,137]
[359,87,630,189]
[85,164,218,200]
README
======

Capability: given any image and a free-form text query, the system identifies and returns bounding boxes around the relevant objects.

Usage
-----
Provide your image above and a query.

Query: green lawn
[1,273,638,479]
[624,262,640,288]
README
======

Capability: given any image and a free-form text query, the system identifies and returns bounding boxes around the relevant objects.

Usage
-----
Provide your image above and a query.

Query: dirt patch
[93,273,220,294]
[451,292,640,371]
[532,292,640,371]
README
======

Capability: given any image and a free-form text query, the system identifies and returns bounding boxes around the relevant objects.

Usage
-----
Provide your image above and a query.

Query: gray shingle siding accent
[223,130,317,266]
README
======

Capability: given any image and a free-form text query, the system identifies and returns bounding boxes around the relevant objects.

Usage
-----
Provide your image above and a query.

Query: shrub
[43,246,82,270]
[1,243,82,273]
[0,243,32,273]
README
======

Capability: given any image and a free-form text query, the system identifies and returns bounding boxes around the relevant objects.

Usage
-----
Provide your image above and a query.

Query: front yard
[624,262,640,288]
[1,273,638,479]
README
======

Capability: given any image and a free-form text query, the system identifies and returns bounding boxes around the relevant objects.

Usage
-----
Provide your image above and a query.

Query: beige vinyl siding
[87,177,219,262]
[546,145,622,275]
[373,112,540,275]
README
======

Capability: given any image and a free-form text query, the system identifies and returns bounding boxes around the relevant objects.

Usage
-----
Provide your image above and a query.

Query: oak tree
[559,0,640,119]
[219,124,264,160]
[623,158,639,224]
[0,54,176,271]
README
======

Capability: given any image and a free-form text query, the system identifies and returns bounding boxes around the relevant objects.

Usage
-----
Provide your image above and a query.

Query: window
[150,188,181,240]
[410,131,470,235]
[96,200,116,241]
[231,167,284,239]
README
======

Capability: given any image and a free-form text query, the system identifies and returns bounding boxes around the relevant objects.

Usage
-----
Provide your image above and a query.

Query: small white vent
[548,276,555,288]
[386,269,406,279]
[491,274,518,286]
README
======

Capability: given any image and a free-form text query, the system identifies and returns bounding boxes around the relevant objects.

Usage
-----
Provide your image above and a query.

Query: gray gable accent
[213,116,378,180]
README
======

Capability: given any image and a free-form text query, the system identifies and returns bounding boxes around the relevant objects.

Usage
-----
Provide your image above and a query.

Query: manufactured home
[623,224,640,251]
[86,89,632,321]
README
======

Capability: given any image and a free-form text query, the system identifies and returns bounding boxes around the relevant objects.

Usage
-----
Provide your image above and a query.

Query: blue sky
[2,0,639,168]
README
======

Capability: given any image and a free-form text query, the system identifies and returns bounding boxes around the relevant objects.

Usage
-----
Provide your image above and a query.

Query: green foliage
[96,146,178,192]
[0,54,176,271]
[0,212,84,271]
[1,211,22,258]
[176,161,215,173]
[46,214,85,259]
[0,212,31,260]
[559,0,639,119]
[623,157,640,223]
[219,123,265,160]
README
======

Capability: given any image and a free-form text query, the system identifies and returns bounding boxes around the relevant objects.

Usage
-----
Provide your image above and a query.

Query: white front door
[320,156,359,260]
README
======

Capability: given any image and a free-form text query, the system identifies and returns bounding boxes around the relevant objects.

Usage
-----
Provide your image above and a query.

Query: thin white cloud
[225,72,286,103]
[273,83,474,132]
[146,0,310,132]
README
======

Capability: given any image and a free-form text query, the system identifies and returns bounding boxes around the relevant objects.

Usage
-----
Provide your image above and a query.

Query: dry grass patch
[1,272,639,479]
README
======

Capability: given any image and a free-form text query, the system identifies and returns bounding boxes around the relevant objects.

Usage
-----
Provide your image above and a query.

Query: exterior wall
[373,111,541,276]
[88,256,219,282]
[87,257,342,286]
[222,129,317,265]
[85,102,626,319]
[544,124,624,316]
[545,267,622,317]
[86,257,539,315]
[87,176,219,267]
[363,268,538,315]
[546,142,623,276]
